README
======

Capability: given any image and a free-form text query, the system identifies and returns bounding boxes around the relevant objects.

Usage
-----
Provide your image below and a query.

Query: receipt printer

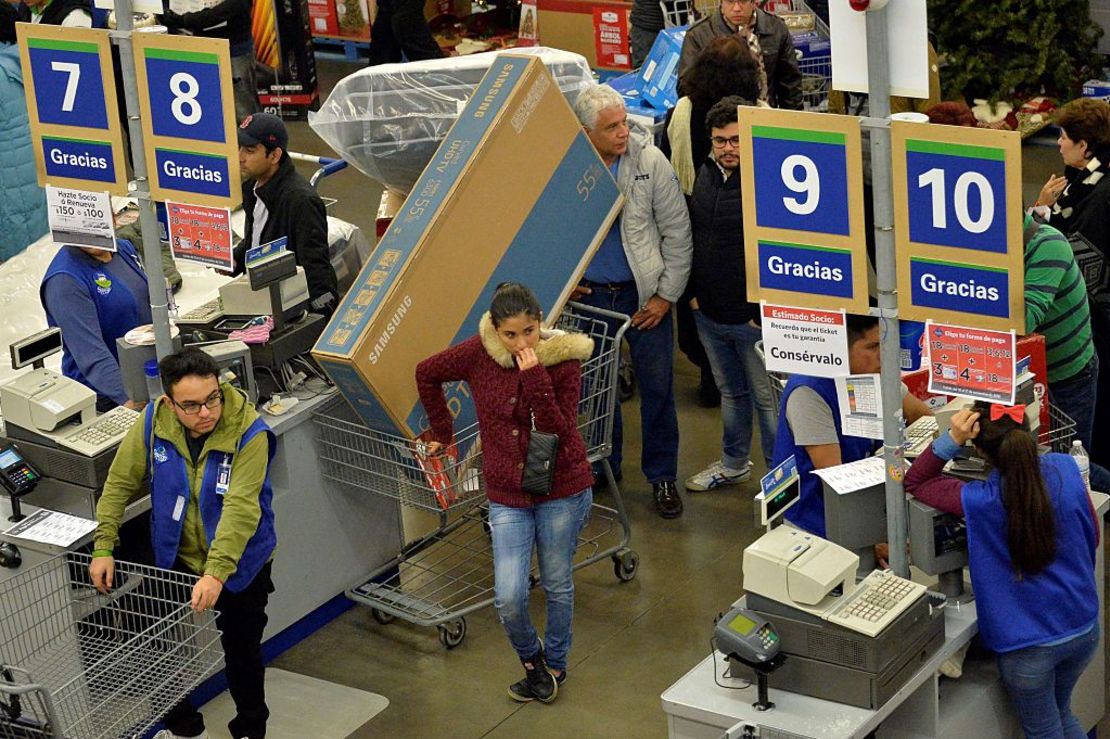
[742,525,858,609]
[0,369,96,433]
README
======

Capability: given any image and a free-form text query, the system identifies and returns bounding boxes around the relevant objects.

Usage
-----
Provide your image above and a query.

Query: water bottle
[144,359,163,403]
[1070,440,1091,492]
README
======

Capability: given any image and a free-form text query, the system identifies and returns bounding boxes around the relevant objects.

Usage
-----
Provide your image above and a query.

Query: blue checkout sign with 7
[16,24,128,195]
[892,122,1025,333]
[131,33,241,209]
[738,107,869,314]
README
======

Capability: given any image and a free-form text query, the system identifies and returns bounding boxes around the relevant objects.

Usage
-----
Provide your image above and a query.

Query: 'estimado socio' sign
[132,33,241,209]
[17,24,128,195]
[739,107,869,314]
[892,122,1025,333]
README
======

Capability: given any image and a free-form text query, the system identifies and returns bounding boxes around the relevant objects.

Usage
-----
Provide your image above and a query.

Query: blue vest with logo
[772,375,875,537]
[143,402,277,592]
[40,239,147,391]
[962,453,1098,653]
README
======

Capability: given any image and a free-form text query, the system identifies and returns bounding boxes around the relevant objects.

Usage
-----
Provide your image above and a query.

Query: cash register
[0,328,138,494]
[736,526,945,709]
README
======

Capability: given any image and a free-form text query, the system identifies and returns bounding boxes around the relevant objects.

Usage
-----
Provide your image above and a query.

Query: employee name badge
[215,453,233,496]
[172,495,186,522]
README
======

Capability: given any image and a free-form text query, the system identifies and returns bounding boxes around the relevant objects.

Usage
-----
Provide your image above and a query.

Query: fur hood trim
[479,312,594,369]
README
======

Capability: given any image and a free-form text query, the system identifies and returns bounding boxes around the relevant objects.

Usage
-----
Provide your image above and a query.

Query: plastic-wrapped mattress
[308,47,595,195]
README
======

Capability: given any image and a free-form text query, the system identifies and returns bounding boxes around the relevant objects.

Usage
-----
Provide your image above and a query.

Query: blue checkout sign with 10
[893,122,1024,332]
[739,108,868,314]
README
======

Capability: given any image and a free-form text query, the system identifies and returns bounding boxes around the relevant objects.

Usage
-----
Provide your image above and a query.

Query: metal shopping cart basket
[312,302,636,649]
[0,553,223,739]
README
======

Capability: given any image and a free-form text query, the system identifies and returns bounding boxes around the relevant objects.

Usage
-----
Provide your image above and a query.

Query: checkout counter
[0,261,404,644]
[661,487,1109,739]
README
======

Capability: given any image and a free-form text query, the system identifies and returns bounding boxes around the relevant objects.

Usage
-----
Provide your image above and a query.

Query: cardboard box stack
[313,54,624,439]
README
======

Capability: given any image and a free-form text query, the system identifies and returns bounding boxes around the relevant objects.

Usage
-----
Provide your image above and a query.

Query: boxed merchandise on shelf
[1082,79,1110,101]
[606,70,666,137]
[253,0,321,118]
[312,54,624,437]
[536,0,633,71]
[635,26,685,111]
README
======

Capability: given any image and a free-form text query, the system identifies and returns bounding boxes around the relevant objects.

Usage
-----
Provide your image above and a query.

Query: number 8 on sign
[144,47,224,143]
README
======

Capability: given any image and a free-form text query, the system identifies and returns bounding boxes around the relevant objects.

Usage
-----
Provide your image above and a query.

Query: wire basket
[1039,403,1077,453]
[0,553,223,739]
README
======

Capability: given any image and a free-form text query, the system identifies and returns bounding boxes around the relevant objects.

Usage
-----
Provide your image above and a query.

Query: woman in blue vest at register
[906,402,1099,739]
[39,241,151,411]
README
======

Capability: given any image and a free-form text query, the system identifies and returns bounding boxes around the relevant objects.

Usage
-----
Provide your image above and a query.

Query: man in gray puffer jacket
[572,84,692,520]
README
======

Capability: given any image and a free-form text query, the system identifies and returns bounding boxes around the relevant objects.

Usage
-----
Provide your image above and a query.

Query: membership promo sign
[892,122,1025,332]
[16,24,128,195]
[132,33,241,208]
[760,303,849,378]
[924,320,1017,404]
[740,107,869,314]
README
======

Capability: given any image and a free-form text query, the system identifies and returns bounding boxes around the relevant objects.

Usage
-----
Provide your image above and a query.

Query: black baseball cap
[237,113,288,151]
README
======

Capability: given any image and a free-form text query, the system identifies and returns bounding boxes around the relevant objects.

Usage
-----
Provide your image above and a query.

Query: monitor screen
[11,329,62,369]
[0,448,21,469]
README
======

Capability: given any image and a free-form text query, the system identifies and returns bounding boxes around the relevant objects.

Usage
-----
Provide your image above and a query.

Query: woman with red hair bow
[905,400,1100,738]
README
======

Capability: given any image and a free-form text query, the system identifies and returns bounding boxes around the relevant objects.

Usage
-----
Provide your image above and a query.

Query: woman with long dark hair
[905,402,1100,738]
[416,283,594,704]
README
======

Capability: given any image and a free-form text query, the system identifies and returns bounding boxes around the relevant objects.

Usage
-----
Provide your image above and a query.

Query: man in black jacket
[684,96,778,494]
[234,113,338,316]
[161,0,259,121]
[21,0,91,26]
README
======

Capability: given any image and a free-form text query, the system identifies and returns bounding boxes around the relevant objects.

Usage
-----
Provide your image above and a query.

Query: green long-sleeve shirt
[1023,217,1094,384]
[94,383,271,583]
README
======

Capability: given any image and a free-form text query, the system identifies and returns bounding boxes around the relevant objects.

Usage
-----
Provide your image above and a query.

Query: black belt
[582,279,635,291]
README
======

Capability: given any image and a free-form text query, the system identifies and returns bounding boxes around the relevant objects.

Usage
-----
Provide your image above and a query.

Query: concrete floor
[268,59,1110,737]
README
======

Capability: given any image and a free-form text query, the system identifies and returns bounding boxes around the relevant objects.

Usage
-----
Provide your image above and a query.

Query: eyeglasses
[172,390,224,415]
[711,136,741,148]
[721,0,754,6]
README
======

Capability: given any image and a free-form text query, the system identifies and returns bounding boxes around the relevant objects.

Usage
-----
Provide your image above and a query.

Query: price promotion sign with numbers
[132,33,241,208]
[892,122,1025,332]
[739,107,869,314]
[16,24,128,195]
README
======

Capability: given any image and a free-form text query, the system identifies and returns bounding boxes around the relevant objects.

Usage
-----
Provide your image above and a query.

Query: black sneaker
[653,481,683,519]
[508,650,557,703]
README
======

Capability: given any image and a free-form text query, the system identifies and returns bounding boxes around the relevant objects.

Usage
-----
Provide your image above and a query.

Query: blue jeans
[489,489,592,671]
[577,285,679,482]
[1050,354,1110,491]
[995,623,1099,739]
[694,312,778,468]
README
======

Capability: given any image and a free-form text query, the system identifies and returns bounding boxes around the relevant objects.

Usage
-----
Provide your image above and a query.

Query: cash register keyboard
[176,298,224,325]
[903,416,939,458]
[56,406,140,456]
[826,569,927,637]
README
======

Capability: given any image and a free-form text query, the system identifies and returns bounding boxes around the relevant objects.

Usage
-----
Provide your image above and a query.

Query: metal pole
[864,7,909,577]
[112,1,174,361]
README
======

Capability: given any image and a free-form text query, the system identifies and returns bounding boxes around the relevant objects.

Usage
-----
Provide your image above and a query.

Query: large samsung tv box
[313,54,623,438]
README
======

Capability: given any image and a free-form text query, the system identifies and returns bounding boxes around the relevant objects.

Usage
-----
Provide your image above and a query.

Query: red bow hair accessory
[989,404,1025,423]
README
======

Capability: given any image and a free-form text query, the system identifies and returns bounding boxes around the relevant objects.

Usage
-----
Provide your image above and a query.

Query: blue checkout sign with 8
[143,46,226,144]
[27,36,108,130]
[751,125,850,237]
[905,139,1007,254]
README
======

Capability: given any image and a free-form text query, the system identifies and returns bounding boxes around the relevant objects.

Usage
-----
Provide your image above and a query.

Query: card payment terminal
[0,443,41,496]
[715,606,781,665]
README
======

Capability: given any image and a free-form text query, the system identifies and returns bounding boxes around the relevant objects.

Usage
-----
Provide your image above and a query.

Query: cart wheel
[613,550,639,582]
[371,608,396,625]
[439,618,467,649]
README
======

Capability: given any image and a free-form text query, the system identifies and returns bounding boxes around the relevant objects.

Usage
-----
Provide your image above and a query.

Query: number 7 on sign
[51,61,81,112]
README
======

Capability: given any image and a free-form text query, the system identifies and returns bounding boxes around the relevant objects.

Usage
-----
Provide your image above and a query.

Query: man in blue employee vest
[90,348,277,739]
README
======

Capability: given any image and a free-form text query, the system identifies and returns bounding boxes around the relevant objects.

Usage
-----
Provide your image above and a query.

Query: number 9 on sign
[144,49,225,143]
[752,128,850,236]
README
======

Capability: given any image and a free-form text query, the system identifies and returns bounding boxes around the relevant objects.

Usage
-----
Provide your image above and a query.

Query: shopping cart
[312,302,637,649]
[0,553,223,739]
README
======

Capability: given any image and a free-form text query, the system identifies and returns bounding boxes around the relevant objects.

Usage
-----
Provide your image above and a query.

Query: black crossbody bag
[521,411,559,496]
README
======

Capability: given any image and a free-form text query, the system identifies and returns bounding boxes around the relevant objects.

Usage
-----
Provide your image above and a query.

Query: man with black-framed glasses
[90,347,276,739]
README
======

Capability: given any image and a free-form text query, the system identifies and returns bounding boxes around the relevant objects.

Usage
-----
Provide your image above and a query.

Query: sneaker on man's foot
[653,481,683,518]
[152,731,208,739]
[508,650,557,703]
[685,461,752,492]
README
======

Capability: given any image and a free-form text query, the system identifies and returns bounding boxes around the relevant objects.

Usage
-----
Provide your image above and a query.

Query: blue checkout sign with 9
[905,140,1007,254]
[751,125,850,236]
[144,47,226,144]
